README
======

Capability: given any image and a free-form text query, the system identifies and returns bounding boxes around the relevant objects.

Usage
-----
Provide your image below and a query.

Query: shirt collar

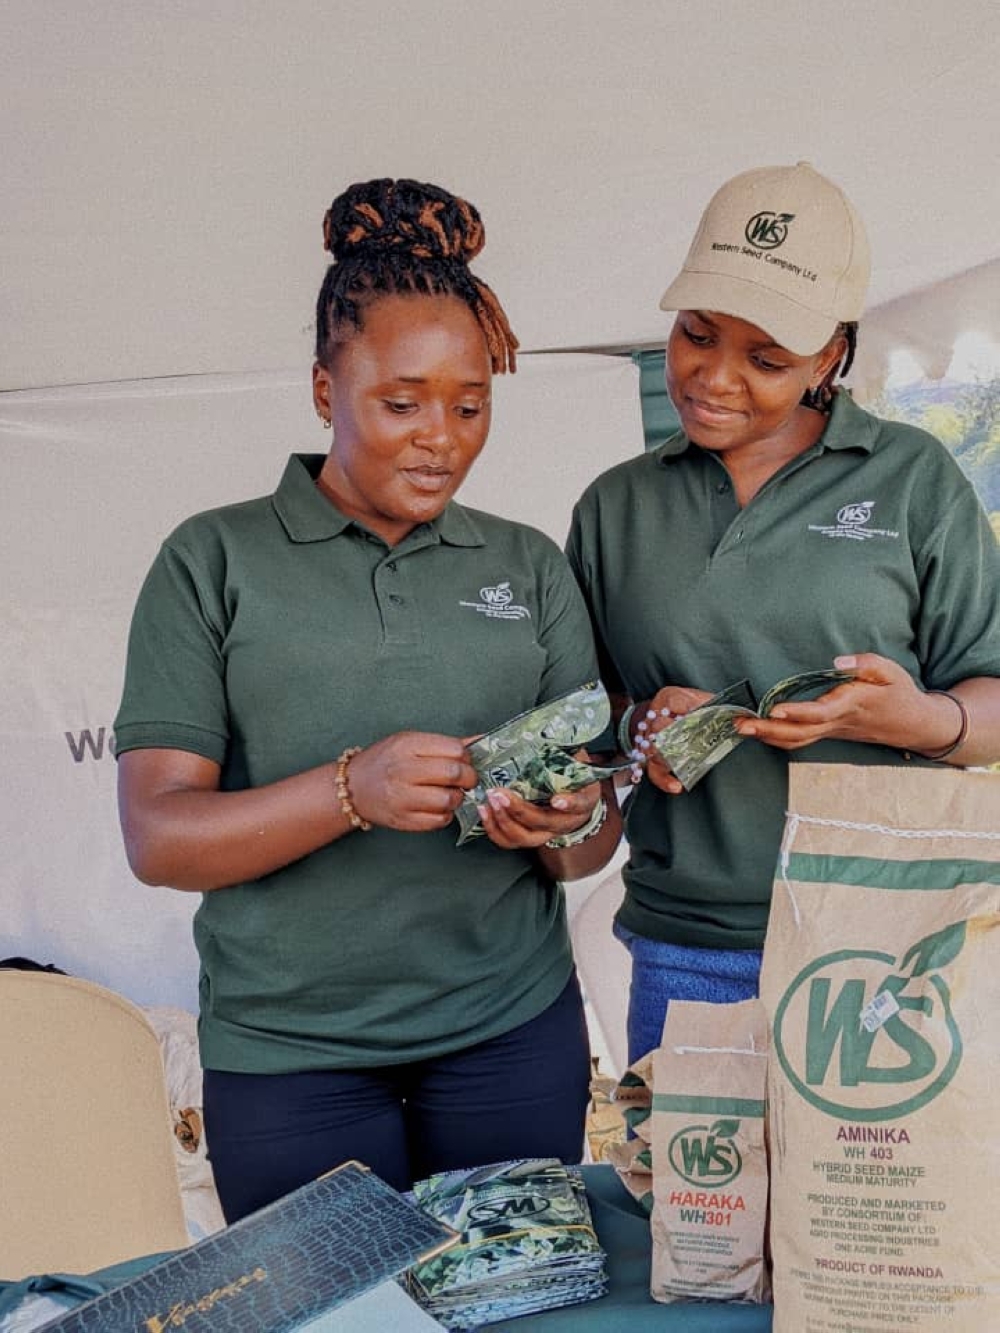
[272,453,485,548]
[653,388,878,467]
[814,389,880,454]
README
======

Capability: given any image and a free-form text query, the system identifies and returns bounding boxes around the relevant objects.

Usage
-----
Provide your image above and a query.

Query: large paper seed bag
[760,764,1000,1332]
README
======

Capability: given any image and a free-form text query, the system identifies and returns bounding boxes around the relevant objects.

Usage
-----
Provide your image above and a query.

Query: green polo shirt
[567,391,1000,950]
[115,454,599,1073]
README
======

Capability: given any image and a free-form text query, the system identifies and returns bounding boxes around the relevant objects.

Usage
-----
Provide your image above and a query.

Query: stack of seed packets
[404,1159,608,1329]
[455,682,627,845]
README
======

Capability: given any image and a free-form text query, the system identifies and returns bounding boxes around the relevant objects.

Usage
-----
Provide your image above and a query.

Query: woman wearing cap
[568,162,1000,1062]
[115,178,621,1219]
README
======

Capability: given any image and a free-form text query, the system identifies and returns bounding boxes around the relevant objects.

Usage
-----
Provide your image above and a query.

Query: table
[489,1165,773,1331]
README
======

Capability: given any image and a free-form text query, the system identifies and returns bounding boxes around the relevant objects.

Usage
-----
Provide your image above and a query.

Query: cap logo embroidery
[744,211,795,250]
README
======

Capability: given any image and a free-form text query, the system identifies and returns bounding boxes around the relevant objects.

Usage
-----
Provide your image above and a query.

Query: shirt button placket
[378,555,420,647]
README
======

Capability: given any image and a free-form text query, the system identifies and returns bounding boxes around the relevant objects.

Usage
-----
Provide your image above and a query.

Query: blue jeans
[613,923,762,1064]
[203,972,591,1221]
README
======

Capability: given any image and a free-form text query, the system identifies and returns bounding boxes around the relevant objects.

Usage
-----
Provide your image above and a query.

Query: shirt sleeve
[913,481,1000,688]
[114,530,230,763]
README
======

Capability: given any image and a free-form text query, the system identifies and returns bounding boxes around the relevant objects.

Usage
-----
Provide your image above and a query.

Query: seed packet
[405,1159,607,1329]
[455,682,625,844]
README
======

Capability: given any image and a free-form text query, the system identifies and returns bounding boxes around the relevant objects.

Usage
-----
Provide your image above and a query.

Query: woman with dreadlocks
[114,178,620,1219]
[568,162,1000,1063]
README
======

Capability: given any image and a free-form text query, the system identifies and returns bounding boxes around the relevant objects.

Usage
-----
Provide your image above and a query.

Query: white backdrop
[3,1,999,393]
[0,353,642,1011]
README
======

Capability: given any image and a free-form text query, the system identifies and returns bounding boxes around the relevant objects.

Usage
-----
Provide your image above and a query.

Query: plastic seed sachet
[454,681,627,845]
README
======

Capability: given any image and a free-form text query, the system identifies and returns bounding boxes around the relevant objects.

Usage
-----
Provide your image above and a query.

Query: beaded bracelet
[918,691,970,762]
[629,707,673,784]
[544,797,608,850]
[334,746,372,831]
[616,703,638,758]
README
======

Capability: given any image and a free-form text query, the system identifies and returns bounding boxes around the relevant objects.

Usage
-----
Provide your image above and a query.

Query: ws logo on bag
[772,923,965,1121]
[668,1118,744,1186]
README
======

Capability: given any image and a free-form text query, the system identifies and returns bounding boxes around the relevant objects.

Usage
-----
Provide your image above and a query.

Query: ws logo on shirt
[459,580,531,620]
[808,499,899,543]
[837,501,875,526]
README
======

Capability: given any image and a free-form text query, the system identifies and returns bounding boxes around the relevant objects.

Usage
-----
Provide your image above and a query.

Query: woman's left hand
[734,653,956,753]
[477,781,602,851]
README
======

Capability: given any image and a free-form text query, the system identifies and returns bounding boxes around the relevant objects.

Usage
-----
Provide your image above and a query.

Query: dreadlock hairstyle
[802,321,859,411]
[315,178,519,374]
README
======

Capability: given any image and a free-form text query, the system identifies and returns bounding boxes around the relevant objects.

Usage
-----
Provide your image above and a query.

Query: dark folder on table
[37,1160,456,1331]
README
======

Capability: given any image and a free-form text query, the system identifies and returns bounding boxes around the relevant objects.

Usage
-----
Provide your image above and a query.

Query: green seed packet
[651,668,854,790]
[456,682,627,844]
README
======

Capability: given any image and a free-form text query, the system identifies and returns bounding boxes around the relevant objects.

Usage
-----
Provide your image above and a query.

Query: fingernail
[551,796,569,810]
[834,655,856,669]
[487,789,510,809]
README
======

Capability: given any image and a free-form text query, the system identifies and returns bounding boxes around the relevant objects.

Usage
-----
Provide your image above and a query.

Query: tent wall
[3,1,1000,392]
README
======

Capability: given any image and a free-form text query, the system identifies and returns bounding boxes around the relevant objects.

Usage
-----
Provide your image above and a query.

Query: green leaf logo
[899,922,966,976]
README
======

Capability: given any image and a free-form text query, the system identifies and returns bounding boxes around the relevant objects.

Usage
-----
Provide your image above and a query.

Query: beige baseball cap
[659,161,870,355]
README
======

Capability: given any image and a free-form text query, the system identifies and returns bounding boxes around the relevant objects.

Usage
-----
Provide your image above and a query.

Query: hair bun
[322,178,485,265]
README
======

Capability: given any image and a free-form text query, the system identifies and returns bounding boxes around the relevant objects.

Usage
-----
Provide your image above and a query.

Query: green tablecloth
[488,1164,772,1331]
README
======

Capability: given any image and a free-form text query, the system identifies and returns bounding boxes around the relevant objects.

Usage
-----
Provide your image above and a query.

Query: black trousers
[203,971,592,1221]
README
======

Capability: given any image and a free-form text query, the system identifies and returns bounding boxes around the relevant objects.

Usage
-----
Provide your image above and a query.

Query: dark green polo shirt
[116,454,599,1072]
[568,391,1000,950]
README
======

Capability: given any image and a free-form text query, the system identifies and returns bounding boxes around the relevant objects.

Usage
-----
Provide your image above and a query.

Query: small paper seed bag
[649,998,770,1304]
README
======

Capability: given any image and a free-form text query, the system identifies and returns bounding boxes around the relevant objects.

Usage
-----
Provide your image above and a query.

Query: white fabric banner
[0,353,641,1010]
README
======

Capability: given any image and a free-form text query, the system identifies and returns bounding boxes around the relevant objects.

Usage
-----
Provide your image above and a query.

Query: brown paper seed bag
[606,1049,657,1209]
[649,998,770,1304]
[610,1048,656,1144]
[604,1136,654,1212]
[760,763,1000,1333]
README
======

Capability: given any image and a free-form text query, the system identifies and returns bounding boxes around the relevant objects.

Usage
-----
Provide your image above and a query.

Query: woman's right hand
[118,731,478,892]
[346,732,479,832]
[635,686,713,797]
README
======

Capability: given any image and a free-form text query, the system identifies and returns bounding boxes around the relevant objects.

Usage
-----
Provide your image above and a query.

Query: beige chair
[0,971,190,1279]
[567,863,631,1078]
